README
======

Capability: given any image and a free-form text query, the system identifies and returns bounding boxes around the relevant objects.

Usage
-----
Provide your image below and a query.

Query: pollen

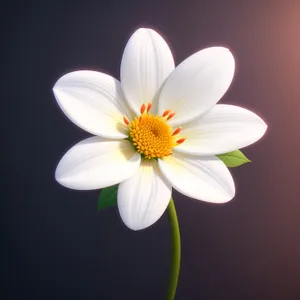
[127,102,186,159]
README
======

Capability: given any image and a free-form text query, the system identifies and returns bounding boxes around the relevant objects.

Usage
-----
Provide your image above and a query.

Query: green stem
[166,197,181,300]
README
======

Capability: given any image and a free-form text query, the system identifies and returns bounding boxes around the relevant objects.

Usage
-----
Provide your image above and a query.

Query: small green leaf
[97,184,118,211]
[217,150,251,167]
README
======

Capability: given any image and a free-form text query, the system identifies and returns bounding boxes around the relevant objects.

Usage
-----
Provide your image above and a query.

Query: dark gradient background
[3,0,300,299]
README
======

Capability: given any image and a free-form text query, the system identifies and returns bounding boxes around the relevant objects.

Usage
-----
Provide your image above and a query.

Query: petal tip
[54,164,71,189]
[255,114,268,140]
[52,86,60,97]
[134,27,158,35]
[222,187,235,203]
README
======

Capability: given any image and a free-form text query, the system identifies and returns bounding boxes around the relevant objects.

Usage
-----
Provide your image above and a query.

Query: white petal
[175,104,268,155]
[118,159,172,230]
[53,70,133,138]
[121,28,175,115]
[158,47,235,126]
[158,152,235,203]
[55,137,141,190]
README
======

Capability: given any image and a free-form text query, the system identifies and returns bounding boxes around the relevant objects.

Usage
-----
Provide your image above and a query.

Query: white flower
[53,28,267,230]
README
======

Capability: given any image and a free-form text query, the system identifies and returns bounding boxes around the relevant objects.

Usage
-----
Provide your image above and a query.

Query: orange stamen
[172,127,182,136]
[123,115,129,126]
[147,101,152,112]
[167,112,176,120]
[140,103,146,114]
[162,110,170,117]
[176,138,186,144]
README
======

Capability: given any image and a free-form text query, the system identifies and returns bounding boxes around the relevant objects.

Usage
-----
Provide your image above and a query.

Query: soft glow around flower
[53,28,267,230]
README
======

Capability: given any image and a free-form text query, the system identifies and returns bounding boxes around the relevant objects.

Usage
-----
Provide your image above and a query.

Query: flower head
[53,28,267,230]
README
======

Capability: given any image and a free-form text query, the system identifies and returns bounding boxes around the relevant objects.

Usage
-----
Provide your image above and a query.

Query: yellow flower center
[130,114,174,159]
[123,102,186,159]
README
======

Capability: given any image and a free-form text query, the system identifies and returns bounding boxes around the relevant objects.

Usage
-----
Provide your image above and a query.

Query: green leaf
[217,150,251,167]
[97,184,118,211]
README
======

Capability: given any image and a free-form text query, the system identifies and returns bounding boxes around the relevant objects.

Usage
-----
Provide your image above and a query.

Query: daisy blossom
[53,28,267,230]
